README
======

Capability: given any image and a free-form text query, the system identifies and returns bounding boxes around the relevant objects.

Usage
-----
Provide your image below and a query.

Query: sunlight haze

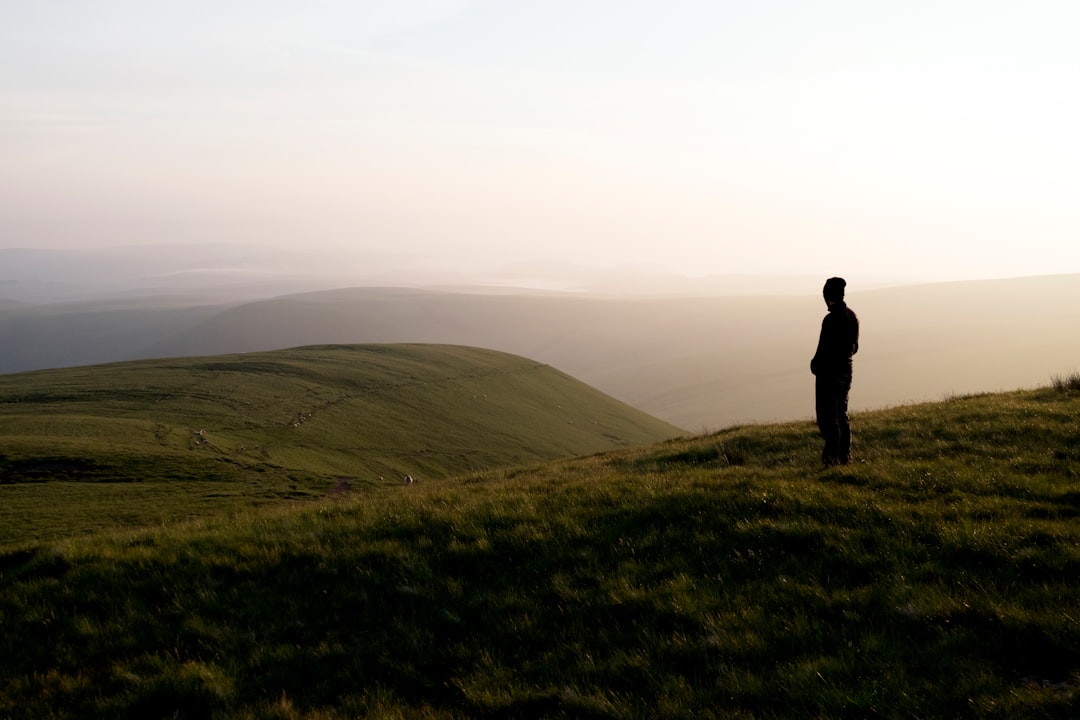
[3,1,1079,282]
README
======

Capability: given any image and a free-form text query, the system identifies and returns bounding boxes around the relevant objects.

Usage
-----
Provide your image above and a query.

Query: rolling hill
[0,344,683,545]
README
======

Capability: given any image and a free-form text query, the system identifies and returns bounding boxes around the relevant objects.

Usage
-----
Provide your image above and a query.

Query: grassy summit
[0,344,683,545]
[1,383,1078,718]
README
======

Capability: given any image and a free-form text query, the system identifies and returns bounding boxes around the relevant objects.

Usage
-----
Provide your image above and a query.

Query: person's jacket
[811,301,859,378]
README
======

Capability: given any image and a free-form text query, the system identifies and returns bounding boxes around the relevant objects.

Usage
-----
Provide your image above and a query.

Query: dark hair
[823,277,846,301]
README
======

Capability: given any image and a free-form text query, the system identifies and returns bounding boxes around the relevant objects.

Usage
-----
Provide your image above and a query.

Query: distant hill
[132,275,1080,429]
[0,245,824,303]
[3,275,1080,430]
[0,344,683,542]
[0,300,225,372]
[0,245,366,303]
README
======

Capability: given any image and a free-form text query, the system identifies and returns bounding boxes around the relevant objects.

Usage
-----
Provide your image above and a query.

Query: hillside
[1,385,1078,718]
[0,344,683,545]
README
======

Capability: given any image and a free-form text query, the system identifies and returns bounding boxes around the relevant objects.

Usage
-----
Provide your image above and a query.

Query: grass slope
[1,386,1078,718]
[0,344,683,545]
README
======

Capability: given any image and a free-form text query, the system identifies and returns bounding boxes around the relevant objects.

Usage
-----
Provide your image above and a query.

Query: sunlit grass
[1051,371,1080,392]
[0,344,682,546]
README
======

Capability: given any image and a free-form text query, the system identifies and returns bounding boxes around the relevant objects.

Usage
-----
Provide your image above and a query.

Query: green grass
[0,344,683,545]
[2,383,1078,718]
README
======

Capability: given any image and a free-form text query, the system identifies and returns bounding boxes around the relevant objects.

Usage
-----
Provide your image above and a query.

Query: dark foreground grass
[1,387,1079,718]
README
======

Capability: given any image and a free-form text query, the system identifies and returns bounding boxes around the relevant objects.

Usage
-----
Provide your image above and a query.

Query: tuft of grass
[1051,371,1080,393]
[1,386,1079,717]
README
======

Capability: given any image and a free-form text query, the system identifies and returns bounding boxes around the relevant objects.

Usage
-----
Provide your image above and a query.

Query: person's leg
[837,382,851,463]
[816,377,840,465]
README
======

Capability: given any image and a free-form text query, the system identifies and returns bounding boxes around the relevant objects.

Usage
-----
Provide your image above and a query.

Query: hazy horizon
[4,2,1079,285]
[8,244,1080,307]
[0,243,941,304]
[3,273,1079,431]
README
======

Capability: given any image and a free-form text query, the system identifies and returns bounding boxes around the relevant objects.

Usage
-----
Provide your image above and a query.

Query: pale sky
[2,1,1079,283]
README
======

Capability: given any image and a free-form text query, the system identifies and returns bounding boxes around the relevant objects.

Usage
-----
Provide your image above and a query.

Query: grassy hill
[1,384,1078,718]
[0,344,683,546]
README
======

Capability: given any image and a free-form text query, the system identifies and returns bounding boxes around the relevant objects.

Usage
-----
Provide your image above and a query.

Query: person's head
[823,277,846,306]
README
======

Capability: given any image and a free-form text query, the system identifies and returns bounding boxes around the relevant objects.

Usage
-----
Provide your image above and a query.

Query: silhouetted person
[811,277,859,466]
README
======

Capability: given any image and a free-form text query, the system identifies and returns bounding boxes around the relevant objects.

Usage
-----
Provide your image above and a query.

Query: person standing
[811,277,860,466]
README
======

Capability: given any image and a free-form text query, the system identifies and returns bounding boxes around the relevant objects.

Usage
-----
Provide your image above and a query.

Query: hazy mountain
[0,245,849,303]
[2,264,1077,430]
[0,245,371,303]
[137,276,1080,430]
[0,300,226,371]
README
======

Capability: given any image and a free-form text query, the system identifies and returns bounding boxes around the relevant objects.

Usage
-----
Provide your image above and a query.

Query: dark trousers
[816,374,851,464]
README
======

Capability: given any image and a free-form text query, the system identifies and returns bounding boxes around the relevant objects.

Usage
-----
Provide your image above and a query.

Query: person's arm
[810,316,828,375]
